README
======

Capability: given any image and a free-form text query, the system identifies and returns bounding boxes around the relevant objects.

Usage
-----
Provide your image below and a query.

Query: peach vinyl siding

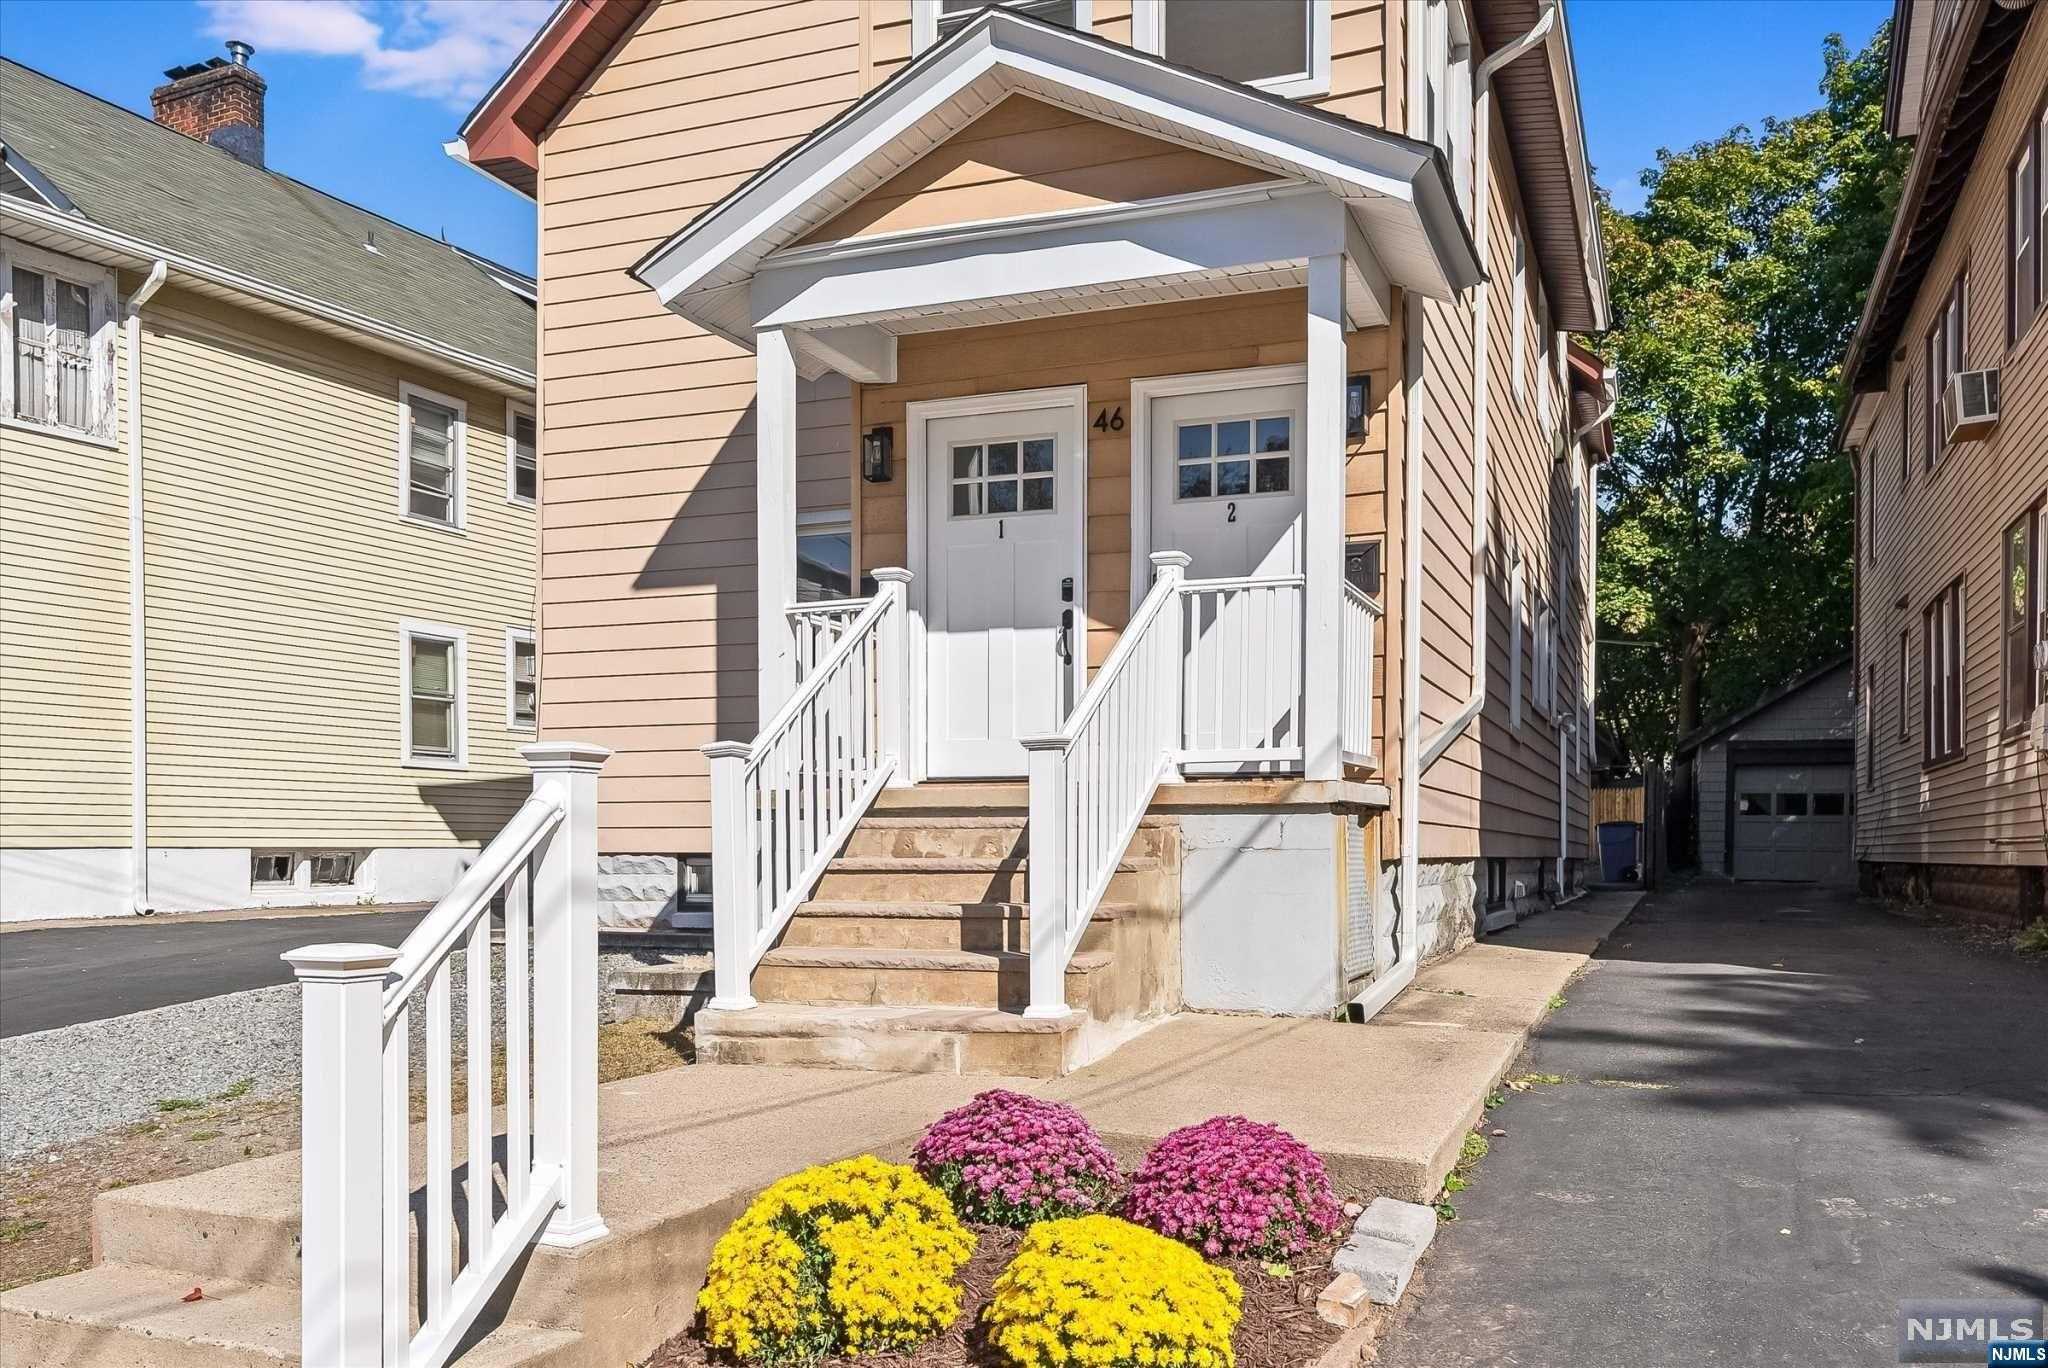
[539,0,865,854]
[0,300,132,845]
[0,277,538,851]
[1855,14,2048,870]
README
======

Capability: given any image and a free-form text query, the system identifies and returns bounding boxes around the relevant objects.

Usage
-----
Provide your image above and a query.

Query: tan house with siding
[1842,0,2046,928]
[0,53,539,922]
[457,0,1610,1071]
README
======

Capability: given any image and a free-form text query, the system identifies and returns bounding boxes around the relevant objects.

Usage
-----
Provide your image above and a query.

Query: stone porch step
[694,1001,1084,1076]
[751,944,1111,1011]
[842,814,1175,860]
[811,854,1163,903]
[778,900,1126,953]
[0,1263,579,1368]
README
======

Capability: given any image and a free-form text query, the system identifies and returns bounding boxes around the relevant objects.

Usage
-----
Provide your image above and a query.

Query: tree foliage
[1591,27,1906,767]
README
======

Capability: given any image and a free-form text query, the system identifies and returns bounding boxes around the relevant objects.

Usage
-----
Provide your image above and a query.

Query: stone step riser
[838,825,1172,861]
[695,1026,1070,1077]
[812,864,1157,904]
[776,912,1113,955]
[749,959,1093,1012]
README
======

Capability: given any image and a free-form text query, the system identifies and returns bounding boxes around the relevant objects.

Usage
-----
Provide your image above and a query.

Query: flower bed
[1125,1117,1343,1259]
[912,1090,1121,1226]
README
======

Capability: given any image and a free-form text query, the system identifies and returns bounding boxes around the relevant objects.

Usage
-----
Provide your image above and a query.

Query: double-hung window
[507,402,537,505]
[1129,1,1333,99]
[2009,99,2048,344]
[402,621,467,768]
[796,508,878,602]
[1922,578,1964,765]
[507,628,538,731]
[1508,543,1526,728]
[2003,504,2042,733]
[1897,628,1910,743]
[400,383,466,529]
[1512,231,1528,400]
[1922,273,1965,465]
[1,241,116,442]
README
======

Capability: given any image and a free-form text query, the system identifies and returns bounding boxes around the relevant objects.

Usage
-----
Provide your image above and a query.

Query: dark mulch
[642,1223,1349,1368]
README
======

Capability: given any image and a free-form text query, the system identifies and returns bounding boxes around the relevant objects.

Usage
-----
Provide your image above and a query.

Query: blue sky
[0,0,1893,274]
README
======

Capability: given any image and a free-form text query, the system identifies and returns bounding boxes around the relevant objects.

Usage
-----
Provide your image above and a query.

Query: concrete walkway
[1375,882,2048,1368]
[1,892,1638,1366]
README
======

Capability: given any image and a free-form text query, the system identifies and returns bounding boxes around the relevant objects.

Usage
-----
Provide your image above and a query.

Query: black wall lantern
[861,425,893,483]
[1346,374,1371,441]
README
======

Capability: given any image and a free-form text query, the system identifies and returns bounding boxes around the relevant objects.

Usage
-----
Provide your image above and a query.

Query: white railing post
[871,567,913,786]
[523,740,612,1250]
[704,739,757,1009]
[286,941,399,1368]
[1150,552,1190,782]
[1021,734,1071,1018]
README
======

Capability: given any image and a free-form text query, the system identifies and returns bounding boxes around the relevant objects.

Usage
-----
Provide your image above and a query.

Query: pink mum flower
[912,1090,1121,1228]
[1124,1116,1342,1258]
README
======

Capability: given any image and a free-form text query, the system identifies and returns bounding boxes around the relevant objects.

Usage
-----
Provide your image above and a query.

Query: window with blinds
[400,384,465,528]
[1,243,115,440]
[404,626,464,766]
[510,406,537,503]
[509,630,538,730]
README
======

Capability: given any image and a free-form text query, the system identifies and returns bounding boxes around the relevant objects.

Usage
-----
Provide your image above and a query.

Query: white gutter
[1,198,534,393]
[1416,0,1558,777]
[126,259,168,915]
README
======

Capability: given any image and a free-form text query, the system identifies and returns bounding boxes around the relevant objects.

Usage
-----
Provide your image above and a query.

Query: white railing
[285,742,611,1368]
[1178,573,1306,768]
[1341,583,1383,767]
[1022,552,1189,1016]
[706,569,910,1008]
[789,596,871,683]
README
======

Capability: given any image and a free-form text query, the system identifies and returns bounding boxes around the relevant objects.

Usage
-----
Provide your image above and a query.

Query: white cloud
[200,0,554,108]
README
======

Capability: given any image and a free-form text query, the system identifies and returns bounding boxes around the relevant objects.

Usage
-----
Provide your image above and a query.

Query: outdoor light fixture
[861,426,893,483]
[1346,375,1370,440]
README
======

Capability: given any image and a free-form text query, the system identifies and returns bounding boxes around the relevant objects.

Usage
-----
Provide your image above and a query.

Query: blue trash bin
[1598,821,1640,882]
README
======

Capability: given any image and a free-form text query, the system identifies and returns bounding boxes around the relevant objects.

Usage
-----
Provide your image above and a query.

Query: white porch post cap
[870,566,914,583]
[281,943,399,979]
[519,740,614,772]
[702,740,754,760]
[1017,733,1070,752]
[1148,551,1193,569]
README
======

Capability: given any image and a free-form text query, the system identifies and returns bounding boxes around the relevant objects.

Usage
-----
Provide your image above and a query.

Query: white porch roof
[629,9,1480,371]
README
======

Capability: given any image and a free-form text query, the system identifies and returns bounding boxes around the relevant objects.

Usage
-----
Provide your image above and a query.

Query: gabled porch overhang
[629,7,1480,371]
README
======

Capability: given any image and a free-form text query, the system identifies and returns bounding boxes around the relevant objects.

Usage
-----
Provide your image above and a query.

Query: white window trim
[1130,0,1331,99]
[1509,541,1526,729]
[505,626,538,732]
[400,619,469,770]
[505,398,536,507]
[397,380,468,533]
[913,0,1097,53]
[0,237,119,448]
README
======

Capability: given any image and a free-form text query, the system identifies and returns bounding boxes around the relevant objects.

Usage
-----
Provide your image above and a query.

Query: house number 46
[1091,405,1125,433]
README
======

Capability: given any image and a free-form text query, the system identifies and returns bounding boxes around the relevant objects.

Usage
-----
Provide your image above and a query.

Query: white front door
[1149,382,1308,581]
[921,400,1084,778]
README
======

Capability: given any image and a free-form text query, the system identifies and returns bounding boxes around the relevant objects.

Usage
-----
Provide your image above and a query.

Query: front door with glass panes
[1150,381,1307,581]
[922,402,1083,778]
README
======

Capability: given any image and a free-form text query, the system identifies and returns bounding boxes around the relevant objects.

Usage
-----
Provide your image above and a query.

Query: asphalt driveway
[1375,881,2048,1367]
[0,907,431,1036]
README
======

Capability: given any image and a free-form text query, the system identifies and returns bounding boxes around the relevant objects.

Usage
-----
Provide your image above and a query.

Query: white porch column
[756,328,799,724]
[1303,253,1348,781]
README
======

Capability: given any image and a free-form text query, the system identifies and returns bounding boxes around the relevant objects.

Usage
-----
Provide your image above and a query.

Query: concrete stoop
[684,803,1185,1078]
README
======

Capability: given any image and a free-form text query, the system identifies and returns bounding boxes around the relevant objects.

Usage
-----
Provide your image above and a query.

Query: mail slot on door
[1345,538,1383,596]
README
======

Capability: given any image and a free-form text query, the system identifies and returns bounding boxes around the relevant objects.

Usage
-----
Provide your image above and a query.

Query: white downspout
[127,260,168,916]
[1563,366,1616,900]
[1556,719,1577,900]
[1416,0,1557,775]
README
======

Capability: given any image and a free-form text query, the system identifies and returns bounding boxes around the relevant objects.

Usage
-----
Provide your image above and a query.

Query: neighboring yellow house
[0,52,538,921]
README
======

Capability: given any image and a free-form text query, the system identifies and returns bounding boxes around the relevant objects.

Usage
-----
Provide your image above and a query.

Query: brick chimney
[152,41,265,168]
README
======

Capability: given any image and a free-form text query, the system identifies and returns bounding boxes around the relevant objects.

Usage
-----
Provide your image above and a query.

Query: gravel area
[1,949,510,1160]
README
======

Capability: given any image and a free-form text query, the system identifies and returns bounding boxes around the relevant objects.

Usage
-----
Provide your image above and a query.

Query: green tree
[1592,26,1905,768]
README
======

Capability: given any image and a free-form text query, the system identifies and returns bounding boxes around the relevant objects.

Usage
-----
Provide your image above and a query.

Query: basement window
[310,852,360,886]
[0,240,116,443]
[251,852,294,886]
[1484,857,1507,909]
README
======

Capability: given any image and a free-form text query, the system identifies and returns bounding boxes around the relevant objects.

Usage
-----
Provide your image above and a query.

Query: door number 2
[1226,501,1237,523]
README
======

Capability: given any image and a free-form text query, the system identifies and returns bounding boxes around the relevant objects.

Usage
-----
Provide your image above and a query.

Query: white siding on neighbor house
[1695,666,1856,875]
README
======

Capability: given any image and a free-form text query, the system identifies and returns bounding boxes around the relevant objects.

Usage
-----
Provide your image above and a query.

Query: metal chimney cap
[225,40,254,66]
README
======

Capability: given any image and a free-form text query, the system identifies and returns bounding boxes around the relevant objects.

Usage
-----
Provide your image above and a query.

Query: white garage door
[1732,765,1854,884]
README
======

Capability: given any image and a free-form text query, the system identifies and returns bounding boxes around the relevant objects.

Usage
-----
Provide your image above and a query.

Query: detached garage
[1676,658,1856,885]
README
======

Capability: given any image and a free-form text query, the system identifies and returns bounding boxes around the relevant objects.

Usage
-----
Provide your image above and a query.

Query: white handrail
[1341,583,1383,769]
[1178,573,1306,766]
[788,596,872,682]
[706,569,911,1009]
[286,741,612,1368]
[1022,552,1189,1017]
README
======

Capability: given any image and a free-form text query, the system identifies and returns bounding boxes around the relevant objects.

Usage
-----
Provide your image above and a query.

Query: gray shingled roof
[0,58,533,377]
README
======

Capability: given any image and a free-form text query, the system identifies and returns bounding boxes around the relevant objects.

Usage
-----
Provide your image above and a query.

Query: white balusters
[287,740,610,1368]
[706,570,912,1012]
[1341,584,1383,768]
[788,597,872,683]
[1177,574,1306,766]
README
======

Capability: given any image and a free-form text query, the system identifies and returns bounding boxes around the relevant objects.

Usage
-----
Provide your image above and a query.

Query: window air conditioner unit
[1942,368,2000,443]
